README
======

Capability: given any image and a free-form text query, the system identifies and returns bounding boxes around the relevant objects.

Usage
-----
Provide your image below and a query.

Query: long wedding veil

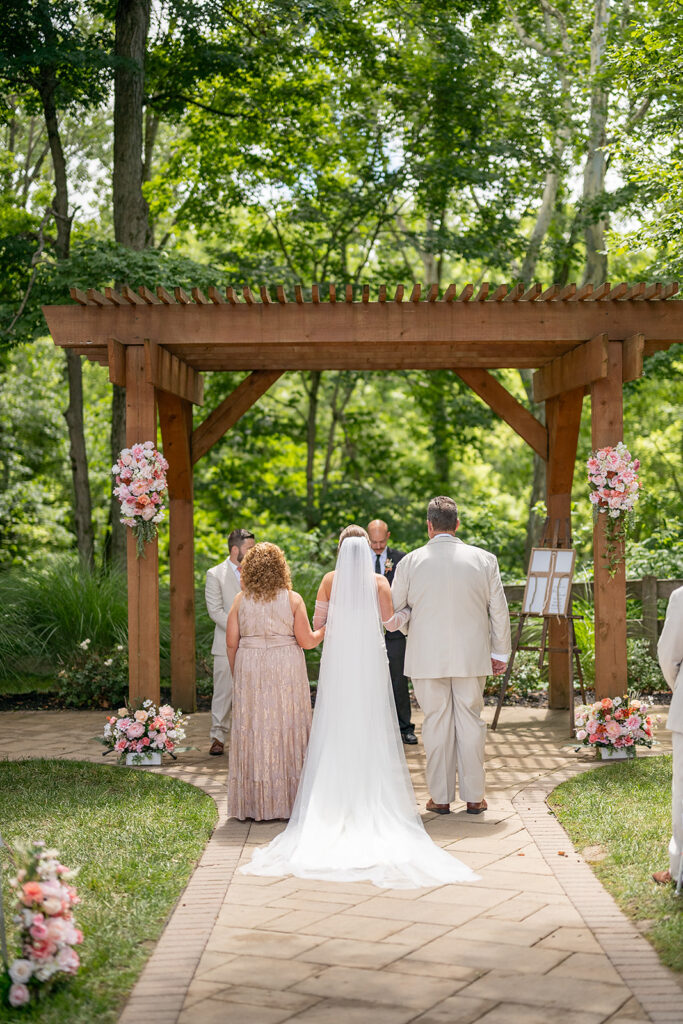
[241,535,478,888]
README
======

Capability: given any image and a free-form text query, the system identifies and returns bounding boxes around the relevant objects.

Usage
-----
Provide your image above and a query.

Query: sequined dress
[227,589,312,820]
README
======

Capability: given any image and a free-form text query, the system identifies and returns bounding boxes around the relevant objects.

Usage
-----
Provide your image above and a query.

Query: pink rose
[56,946,80,974]
[31,938,57,959]
[9,983,30,1007]
[624,735,634,746]
[134,710,148,723]
[159,705,174,718]
[576,729,587,741]
[114,739,126,752]
[30,920,49,941]
[165,740,175,752]
[605,721,621,740]
[626,715,641,730]
[21,881,43,906]
[126,722,145,739]
[141,737,150,746]
[46,917,67,942]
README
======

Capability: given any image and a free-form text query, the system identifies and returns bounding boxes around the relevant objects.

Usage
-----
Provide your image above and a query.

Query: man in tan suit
[205,528,255,755]
[653,584,683,886]
[391,496,510,814]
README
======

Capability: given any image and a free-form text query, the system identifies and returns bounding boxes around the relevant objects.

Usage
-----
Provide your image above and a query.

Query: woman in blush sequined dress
[226,543,325,821]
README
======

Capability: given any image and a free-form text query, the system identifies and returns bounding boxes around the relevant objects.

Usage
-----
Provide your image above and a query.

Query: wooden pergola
[43,279,682,711]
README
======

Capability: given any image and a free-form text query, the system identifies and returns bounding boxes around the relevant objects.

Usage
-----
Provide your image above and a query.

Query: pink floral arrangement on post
[100,699,188,764]
[112,441,169,556]
[587,442,640,576]
[574,695,655,755]
[1,840,83,1008]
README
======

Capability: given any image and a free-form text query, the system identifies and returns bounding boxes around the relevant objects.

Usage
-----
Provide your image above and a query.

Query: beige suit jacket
[658,584,683,735]
[205,559,241,656]
[391,535,511,679]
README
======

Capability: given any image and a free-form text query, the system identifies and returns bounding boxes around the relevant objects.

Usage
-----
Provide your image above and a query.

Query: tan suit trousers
[210,655,233,744]
[413,675,486,805]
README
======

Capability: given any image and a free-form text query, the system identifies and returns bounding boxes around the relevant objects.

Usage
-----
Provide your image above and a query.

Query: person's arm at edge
[226,592,242,674]
[291,591,325,649]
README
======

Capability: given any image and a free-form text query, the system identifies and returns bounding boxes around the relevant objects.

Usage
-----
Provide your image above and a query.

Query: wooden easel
[491,517,586,733]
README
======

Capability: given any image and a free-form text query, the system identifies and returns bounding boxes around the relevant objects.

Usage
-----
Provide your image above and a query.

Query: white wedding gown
[240,536,478,889]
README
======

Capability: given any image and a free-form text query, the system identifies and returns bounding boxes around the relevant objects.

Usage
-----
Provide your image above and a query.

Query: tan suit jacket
[658,584,683,734]
[205,559,241,656]
[391,535,511,679]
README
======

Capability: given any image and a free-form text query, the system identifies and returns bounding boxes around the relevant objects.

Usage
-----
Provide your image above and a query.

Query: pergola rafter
[43,280,682,713]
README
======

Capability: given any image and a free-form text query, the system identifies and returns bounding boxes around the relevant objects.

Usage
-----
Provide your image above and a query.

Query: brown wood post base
[158,391,196,712]
[125,345,160,705]
[591,342,627,699]
[545,387,583,708]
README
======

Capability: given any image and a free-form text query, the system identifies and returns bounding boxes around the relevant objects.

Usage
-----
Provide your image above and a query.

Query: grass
[0,760,217,1023]
[549,755,683,972]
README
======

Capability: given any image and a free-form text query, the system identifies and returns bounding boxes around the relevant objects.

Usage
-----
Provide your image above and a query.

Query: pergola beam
[454,369,547,460]
[532,334,608,403]
[191,370,282,464]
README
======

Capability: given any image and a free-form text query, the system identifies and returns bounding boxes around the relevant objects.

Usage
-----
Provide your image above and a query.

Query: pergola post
[158,391,196,712]
[125,345,160,704]
[545,386,583,708]
[591,341,627,698]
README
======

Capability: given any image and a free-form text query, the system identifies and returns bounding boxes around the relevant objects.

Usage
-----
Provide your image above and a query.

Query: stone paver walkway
[1,705,680,1024]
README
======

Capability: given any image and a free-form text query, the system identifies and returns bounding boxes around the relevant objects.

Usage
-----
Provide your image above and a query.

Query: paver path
[1,705,680,1024]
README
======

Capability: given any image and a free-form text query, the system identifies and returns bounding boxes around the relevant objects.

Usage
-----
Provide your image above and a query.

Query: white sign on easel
[522,548,576,617]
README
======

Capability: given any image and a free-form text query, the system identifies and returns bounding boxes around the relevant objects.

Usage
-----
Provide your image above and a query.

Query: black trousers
[386,632,413,733]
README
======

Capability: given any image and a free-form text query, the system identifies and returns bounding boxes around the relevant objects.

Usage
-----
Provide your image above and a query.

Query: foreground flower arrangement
[112,441,169,556]
[587,442,640,576]
[575,696,655,756]
[100,700,188,764]
[1,840,82,1008]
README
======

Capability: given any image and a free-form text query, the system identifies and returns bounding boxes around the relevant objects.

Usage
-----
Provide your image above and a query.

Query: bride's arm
[377,575,411,632]
[291,592,325,649]
[313,572,333,628]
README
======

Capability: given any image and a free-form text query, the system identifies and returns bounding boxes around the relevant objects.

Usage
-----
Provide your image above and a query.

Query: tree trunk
[114,0,152,250]
[519,369,547,569]
[521,126,571,284]
[582,0,611,285]
[107,0,152,566]
[304,372,321,530]
[39,69,95,569]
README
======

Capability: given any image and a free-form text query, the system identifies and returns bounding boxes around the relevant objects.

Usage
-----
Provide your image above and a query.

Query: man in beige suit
[205,528,255,755]
[391,496,510,814]
[653,584,683,886]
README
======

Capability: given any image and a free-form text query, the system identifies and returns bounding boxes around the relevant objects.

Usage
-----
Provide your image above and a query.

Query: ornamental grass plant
[0,760,216,1024]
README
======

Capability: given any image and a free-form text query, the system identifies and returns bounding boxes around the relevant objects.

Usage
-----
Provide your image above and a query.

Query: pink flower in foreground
[21,881,43,906]
[9,983,30,1007]
[576,729,587,741]
[56,947,80,974]
[126,722,145,739]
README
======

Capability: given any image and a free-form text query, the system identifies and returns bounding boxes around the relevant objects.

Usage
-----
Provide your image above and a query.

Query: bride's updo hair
[338,524,370,549]
[240,542,292,601]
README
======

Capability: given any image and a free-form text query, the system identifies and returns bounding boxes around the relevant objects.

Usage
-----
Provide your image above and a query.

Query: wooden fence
[503,576,682,657]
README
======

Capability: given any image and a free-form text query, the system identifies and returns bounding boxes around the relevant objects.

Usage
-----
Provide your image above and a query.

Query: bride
[240,525,478,889]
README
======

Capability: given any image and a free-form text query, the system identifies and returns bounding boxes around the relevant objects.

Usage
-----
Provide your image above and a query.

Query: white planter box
[126,751,162,766]
[598,746,636,761]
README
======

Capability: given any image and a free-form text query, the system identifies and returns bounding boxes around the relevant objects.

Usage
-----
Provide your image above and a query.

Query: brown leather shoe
[466,799,487,815]
[426,798,450,815]
[652,869,672,885]
[209,739,224,756]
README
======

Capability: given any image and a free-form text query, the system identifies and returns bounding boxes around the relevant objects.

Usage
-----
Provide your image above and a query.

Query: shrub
[627,638,665,695]
[57,639,129,708]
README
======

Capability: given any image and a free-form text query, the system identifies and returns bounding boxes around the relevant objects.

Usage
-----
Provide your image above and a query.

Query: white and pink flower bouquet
[112,441,169,556]
[100,699,188,764]
[574,695,655,756]
[587,442,640,575]
[1,840,82,1009]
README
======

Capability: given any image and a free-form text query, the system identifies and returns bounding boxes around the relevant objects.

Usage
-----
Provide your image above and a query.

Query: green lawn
[549,755,683,972]
[0,760,217,1023]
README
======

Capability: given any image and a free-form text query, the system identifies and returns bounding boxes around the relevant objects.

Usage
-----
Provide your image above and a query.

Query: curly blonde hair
[240,542,292,601]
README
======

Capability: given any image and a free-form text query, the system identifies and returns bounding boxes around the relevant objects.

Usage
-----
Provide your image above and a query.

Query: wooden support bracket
[455,369,548,460]
[108,338,126,386]
[144,340,204,406]
[622,332,645,382]
[192,370,283,464]
[533,333,608,403]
